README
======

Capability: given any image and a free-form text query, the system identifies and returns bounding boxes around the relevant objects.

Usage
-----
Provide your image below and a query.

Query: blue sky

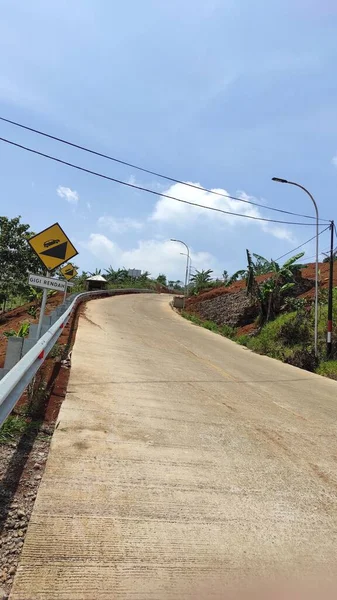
[1,0,337,280]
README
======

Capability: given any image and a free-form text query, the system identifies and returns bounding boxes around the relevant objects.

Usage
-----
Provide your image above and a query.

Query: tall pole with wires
[327,220,334,358]
[272,178,320,356]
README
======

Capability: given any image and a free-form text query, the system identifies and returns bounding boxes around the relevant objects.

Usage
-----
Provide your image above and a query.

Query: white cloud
[150,182,293,241]
[87,201,92,211]
[57,186,79,205]
[84,234,219,280]
[332,156,337,167]
[97,215,143,234]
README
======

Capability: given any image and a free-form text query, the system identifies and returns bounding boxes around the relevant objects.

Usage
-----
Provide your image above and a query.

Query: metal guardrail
[0,289,152,427]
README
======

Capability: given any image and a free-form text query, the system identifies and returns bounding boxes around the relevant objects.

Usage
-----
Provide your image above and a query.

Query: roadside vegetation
[181,249,337,381]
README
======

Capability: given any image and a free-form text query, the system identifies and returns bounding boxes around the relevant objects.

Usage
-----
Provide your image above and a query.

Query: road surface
[11,294,337,599]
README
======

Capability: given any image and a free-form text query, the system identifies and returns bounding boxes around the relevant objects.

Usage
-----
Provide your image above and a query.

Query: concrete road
[11,294,337,599]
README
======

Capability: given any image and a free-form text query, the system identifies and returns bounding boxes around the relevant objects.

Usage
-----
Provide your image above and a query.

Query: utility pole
[327,220,334,358]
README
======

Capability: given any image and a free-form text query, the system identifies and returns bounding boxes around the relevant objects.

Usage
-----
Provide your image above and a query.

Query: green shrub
[3,322,30,338]
[279,314,311,346]
[202,320,219,332]
[284,349,318,372]
[236,334,250,346]
[220,324,237,339]
[316,361,337,380]
[0,416,27,444]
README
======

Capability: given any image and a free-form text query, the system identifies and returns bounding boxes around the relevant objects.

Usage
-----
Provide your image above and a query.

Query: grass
[0,415,41,444]
[181,311,237,339]
[180,303,337,379]
[316,361,337,380]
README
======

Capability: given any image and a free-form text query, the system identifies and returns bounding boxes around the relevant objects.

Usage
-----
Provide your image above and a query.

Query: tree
[0,216,44,310]
[156,274,167,286]
[245,249,305,323]
[88,268,102,276]
[190,269,213,294]
[222,270,229,284]
[225,270,246,287]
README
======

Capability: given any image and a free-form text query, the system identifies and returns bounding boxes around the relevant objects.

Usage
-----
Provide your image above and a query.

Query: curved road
[11,294,337,599]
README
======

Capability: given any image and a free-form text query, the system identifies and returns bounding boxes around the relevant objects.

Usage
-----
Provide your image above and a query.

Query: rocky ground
[0,435,51,599]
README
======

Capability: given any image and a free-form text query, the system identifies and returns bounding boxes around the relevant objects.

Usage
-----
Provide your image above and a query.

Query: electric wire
[0,136,327,227]
[0,115,331,223]
[275,226,331,261]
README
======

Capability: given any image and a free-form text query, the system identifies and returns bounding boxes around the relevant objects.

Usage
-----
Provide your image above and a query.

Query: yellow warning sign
[28,223,78,272]
[60,263,78,281]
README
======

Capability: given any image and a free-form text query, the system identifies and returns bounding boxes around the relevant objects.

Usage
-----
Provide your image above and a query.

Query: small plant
[283,297,308,313]
[316,361,337,380]
[3,322,30,338]
[0,415,27,444]
[220,324,237,339]
[284,349,318,372]
[26,373,48,418]
[3,328,17,338]
[27,305,37,318]
[236,334,250,346]
[48,343,65,359]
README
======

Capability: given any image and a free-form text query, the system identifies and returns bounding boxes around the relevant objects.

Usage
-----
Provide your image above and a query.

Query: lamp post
[180,252,191,293]
[170,239,190,300]
[272,177,319,356]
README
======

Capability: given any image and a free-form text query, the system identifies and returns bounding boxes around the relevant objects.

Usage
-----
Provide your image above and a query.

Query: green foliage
[190,269,213,294]
[0,216,44,309]
[156,274,167,286]
[48,343,65,359]
[283,296,308,312]
[0,415,28,444]
[316,361,337,380]
[3,322,30,338]
[236,334,250,346]
[181,311,236,339]
[27,305,37,318]
[225,270,246,287]
[220,324,237,339]
[244,249,305,323]
[202,320,218,332]
[0,415,41,444]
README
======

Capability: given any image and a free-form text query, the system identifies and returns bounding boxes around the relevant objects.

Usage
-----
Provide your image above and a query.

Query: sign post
[36,272,50,339]
[28,224,78,339]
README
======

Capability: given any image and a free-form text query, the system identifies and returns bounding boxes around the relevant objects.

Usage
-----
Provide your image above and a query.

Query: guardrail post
[4,337,24,370]
[28,324,38,339]
[42,315,52,327]
[22,337,38,356]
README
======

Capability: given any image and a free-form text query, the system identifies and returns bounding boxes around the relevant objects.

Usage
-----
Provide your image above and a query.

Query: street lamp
[272,177,319,355]
[180,253,191,291]
[170,239,190,299]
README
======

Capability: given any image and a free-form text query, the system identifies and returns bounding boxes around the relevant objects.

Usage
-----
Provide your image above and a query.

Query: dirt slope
[185,262,335,331]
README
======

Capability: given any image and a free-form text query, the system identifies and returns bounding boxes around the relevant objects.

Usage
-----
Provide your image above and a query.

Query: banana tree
[245,250,304,323]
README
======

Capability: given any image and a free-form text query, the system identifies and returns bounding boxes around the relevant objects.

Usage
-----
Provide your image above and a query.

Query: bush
[220,324,237,339]
[316,361,337,380]
[279,314,311,346]
[202,320,219,332]
[284,349,318,372]
[236,335,250,346]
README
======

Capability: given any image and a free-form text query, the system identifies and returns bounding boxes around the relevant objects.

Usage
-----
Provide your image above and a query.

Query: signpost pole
[36,271,50,339]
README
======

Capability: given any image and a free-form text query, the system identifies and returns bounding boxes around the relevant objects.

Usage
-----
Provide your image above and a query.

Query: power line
[0,115,330,223]
[0,135,328,227]
[303,248,334,262]
[275,226,331,261]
